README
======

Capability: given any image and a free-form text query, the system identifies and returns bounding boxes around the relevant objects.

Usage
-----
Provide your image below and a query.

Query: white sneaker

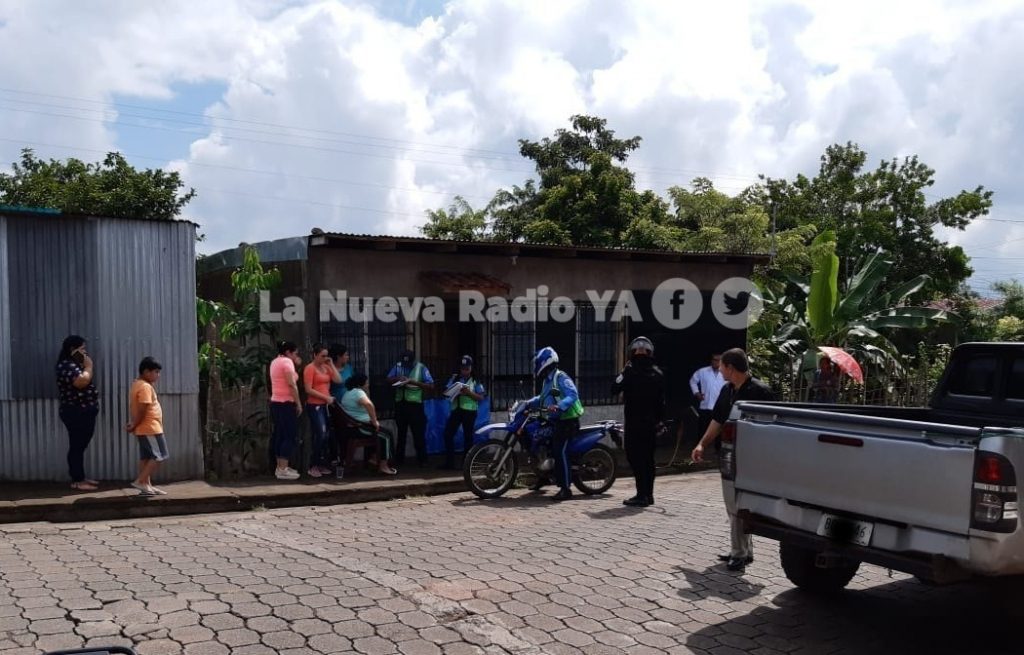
[275,468,300,480]
[131,481,156,495]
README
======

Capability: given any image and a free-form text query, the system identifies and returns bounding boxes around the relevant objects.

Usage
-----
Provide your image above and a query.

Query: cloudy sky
[1,0,1022,295]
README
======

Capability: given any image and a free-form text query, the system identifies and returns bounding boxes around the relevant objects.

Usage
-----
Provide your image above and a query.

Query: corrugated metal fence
[0,212,203,481]
[0,217,9,400]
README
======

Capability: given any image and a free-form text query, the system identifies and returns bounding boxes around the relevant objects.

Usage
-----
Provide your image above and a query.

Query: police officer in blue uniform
[526,347,585,502]
[440,355,486,469]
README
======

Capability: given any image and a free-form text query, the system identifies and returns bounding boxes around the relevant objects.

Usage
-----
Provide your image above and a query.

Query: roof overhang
[308,233,770,266]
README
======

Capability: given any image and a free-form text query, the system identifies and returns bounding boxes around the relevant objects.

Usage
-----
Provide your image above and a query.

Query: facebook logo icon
[651,278,702,329]
[670,288,688,320]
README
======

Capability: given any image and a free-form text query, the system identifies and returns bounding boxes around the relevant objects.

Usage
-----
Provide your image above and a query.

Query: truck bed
[761,402,1024,431]
[732,402,1004,538]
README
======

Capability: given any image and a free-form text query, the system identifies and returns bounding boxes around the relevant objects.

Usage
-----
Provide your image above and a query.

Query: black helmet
[628,336,654,356]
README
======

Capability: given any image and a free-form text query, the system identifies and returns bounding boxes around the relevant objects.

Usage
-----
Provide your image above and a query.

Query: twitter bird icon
[723,291,750,316]
[712,279,763,329]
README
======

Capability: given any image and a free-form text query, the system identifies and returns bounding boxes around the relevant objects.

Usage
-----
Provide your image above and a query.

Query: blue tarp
[424,398,492,454]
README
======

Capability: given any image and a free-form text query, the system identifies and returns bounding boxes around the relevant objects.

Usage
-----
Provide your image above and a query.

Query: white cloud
[1,0,1023,292]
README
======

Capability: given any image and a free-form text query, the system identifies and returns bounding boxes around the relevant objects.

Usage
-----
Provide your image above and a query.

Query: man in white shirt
[689,353,725,450]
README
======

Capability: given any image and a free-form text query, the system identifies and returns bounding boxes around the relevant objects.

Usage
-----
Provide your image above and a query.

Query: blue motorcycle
[463,399,623,499]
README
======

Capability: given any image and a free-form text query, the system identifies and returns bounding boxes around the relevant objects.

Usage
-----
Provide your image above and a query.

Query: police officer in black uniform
[611,336,665,507]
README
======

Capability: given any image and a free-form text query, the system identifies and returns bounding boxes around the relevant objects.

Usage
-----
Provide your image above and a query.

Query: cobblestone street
[1,472,1021,655]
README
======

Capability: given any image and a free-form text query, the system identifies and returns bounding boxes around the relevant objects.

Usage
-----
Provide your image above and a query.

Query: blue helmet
[534,347,559,378]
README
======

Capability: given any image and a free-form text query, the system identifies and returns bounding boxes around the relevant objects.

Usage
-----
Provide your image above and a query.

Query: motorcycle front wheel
[463,438,519,499]
[573,444,617,495]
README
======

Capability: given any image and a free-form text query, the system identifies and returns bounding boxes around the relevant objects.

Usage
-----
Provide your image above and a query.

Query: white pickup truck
[727,342,1024,591]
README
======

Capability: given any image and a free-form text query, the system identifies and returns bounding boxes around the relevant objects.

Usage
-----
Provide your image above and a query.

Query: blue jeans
[306,404,330,469]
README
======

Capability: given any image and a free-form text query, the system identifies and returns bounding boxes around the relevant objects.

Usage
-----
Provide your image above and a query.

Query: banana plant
[765,231,956,393]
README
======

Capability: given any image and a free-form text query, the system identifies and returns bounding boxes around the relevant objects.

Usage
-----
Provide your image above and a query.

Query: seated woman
[341,373,398,475]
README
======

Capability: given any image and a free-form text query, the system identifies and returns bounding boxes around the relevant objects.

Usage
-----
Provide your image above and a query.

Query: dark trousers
[270,401,298,462]
[394,401,427,465]
[697,409,720,452]
[551,419,580,490]
[625,421,657,499]
[442,408,476,465]
[60,405,98,483]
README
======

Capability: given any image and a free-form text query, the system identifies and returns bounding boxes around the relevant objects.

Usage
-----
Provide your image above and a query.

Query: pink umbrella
[817,346,864,384]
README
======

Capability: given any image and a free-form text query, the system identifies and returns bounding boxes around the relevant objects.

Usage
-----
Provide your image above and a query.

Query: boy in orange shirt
[125,357,168,496]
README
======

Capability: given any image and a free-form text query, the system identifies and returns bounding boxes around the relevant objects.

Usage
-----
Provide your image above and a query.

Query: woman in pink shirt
[303,343,341,478]
[269,341,303,480]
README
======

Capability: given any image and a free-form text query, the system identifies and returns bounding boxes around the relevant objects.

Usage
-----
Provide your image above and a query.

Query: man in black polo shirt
[691,347,775,572]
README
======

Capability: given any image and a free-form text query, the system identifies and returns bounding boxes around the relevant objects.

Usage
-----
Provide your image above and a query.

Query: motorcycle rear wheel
[573,444,617,495]
[463,438,519,499]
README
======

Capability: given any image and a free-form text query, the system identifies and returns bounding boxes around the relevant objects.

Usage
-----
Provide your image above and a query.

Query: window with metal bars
[576,302,622,406]
[320,301,625,413]
[487,318,536,410]
[318,300,413,419]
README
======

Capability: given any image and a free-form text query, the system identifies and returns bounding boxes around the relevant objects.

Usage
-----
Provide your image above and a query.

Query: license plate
[816,514,873,547]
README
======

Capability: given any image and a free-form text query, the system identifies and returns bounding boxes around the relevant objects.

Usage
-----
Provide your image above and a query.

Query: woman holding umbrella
[811,346,865,403]
[811,356,839,403]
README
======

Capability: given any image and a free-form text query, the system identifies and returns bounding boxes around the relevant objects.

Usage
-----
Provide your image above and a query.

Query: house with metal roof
[199,231,769,451]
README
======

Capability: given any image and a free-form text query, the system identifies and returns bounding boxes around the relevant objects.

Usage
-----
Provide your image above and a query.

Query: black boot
[552,488,573,502]
[623,495,651,507]
[529,477,548,492]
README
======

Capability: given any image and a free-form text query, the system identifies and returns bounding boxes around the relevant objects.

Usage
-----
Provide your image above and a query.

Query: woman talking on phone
[56,335,100,491]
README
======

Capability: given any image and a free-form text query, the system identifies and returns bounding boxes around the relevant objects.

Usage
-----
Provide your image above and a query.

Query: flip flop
[70,482,98,491]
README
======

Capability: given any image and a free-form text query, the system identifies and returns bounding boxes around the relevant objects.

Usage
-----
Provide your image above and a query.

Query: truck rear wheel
[780,543,860,593]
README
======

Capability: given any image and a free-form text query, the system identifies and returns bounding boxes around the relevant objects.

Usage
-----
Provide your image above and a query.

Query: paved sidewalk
[0,461,714,525]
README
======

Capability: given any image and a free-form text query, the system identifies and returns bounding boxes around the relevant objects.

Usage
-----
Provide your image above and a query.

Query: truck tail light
[719,421,736,481]
[971,451,1018,533]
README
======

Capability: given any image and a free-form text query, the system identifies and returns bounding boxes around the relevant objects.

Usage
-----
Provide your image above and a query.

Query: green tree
[994,316,1024,341]
[488,180,539,242]
[493,114,648,246]
[990,280,1024,341]
[763,143,992,297]
[992,280,1024,319]
[421,196,487,241]
[0,148,195,220]
[665,178,816,275]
